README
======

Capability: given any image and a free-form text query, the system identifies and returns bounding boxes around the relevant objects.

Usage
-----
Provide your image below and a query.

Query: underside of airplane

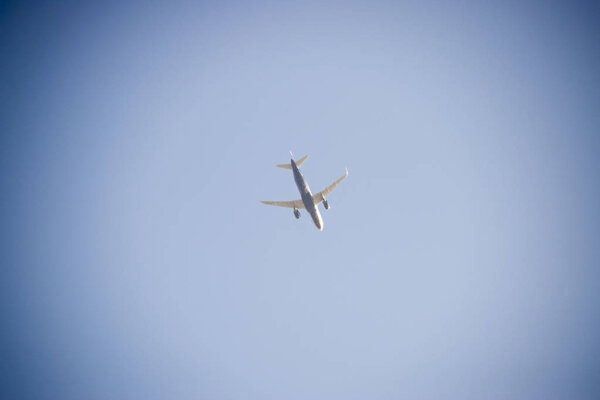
[261,154,348,231]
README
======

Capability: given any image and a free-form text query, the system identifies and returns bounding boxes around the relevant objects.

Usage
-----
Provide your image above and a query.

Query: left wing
[312,168,349,204]
[261,199,305,209]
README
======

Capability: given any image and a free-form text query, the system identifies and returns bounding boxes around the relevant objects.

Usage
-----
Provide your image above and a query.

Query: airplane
[261,153,348,231]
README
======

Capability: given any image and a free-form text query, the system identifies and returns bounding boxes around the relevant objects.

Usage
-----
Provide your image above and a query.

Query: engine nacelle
[323,199,330,210]
[294,208,301,219]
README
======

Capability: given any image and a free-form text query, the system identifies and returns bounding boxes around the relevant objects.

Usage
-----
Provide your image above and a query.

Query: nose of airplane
[310,201,324,231]
[315,214,323,231]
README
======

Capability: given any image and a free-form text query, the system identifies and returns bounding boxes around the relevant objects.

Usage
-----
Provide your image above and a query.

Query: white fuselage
[291,158,323,231]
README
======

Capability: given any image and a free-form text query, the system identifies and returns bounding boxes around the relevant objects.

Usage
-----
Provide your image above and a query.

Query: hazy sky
[2,1,599,399]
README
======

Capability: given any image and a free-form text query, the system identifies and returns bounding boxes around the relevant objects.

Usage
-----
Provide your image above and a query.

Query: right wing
[312,168,349,204]
[261,199,305,209]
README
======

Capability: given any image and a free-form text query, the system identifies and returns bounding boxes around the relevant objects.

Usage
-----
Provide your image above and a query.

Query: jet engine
[323,199,330,210]
[294,208,301,219]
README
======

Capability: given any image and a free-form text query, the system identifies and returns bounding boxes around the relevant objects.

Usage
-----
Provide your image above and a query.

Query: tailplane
[277,155,308,169]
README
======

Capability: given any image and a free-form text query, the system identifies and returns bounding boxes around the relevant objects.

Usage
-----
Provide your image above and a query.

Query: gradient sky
[2,1,600,399]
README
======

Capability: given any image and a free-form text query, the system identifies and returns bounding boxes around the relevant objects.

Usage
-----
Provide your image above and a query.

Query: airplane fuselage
[291,158,323,231]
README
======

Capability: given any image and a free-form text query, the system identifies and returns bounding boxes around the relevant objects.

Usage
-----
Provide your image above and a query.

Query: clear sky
[2,1,599,399]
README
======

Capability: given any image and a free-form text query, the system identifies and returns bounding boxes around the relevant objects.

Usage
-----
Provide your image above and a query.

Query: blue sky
[2,1,599,399]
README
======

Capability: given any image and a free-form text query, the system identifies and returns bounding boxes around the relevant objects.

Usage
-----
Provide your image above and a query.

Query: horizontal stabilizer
[277,155,308,169]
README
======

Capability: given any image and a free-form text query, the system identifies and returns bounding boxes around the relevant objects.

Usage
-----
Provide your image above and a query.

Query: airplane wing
[312,168,348,204]
[260,199,305,209]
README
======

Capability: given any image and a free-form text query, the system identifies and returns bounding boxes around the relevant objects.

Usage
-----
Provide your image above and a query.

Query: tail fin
[277,155,308,169]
